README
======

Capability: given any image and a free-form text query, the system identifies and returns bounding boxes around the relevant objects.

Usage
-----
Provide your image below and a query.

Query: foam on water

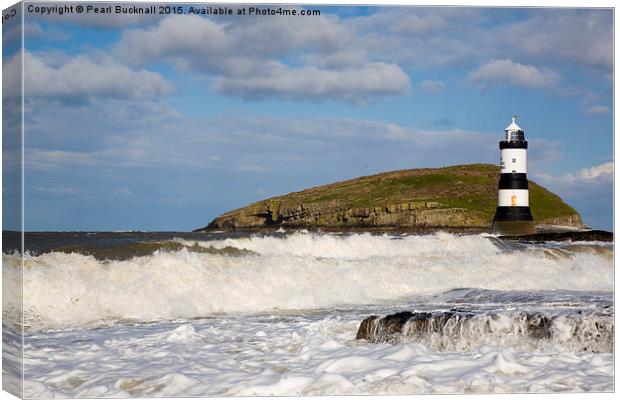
[15,311,613,397]
[3,232,613,330]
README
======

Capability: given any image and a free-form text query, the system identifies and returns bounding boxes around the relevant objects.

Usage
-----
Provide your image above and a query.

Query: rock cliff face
[198,164,584,232]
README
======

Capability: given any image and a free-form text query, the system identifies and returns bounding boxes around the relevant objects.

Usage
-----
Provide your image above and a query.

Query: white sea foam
[3,232,613,330]
[17,312,613,397]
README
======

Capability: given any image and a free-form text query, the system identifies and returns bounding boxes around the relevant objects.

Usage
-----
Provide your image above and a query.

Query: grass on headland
[221,163,579,225]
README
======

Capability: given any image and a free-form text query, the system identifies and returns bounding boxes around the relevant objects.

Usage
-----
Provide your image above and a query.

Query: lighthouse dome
[505,116,522,132]
[504,116,525,141]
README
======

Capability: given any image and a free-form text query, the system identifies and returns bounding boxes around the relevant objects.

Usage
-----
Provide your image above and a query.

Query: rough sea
[2,230,614,397]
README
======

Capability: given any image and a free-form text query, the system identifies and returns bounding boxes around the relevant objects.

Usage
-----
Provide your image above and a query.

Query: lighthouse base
[491,206,536,235]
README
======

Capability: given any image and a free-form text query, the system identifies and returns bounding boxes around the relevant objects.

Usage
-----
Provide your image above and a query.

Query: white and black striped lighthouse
[491,116,536,235]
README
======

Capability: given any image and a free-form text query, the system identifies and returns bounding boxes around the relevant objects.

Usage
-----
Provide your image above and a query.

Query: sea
[2,230,614,397]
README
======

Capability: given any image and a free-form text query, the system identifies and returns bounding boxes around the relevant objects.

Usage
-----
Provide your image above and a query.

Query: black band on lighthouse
[498,173,528,189]
[499,141,528,150]
[493,206,534,221]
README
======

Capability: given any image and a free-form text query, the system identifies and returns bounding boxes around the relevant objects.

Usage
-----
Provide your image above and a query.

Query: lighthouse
[491,116,536,235]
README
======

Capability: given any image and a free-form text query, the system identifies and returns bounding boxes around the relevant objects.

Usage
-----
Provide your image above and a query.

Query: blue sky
[3,4,613,230]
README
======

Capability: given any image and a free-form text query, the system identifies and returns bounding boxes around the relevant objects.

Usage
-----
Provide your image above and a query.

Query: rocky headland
[197,164,585,233]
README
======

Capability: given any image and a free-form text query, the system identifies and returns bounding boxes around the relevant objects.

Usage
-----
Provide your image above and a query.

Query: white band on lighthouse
[498,189,529,207]
[500,149,527,174]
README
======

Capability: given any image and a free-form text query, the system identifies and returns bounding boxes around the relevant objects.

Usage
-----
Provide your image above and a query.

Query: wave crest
[3,232,613,330]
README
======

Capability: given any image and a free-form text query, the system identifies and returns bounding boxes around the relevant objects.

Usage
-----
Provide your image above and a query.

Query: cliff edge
[197,164,584,232]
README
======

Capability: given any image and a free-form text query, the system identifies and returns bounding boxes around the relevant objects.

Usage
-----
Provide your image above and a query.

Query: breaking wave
[2,232,613,330]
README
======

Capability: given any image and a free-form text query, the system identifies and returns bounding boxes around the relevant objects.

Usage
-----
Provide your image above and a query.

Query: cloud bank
[115,13,409,103]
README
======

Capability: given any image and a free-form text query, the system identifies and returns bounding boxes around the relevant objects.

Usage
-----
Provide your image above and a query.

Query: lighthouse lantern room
[491,116,536,235]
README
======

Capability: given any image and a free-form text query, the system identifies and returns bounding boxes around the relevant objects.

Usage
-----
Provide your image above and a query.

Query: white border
[0,2,616,400]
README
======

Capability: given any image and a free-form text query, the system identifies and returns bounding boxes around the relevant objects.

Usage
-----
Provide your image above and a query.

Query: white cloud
[30,53,171,100]
[2,52,22,101]
[115,15,234,72]
[420,79,446,94]
[535,162,613,185]
[4,51,171,102]
[468,59,559,89]
[570,162,613,181]
[115,14,408,103]
[585,105,610,115]
[212,62,410,103]
[117,13,352,68]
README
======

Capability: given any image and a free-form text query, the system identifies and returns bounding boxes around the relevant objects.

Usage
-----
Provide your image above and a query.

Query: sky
[2,2,614,231]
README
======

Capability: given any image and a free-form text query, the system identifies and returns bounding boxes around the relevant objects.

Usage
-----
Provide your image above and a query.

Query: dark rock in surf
[355,316,379,340]
[355,310,613,353]
[356,312,419,341]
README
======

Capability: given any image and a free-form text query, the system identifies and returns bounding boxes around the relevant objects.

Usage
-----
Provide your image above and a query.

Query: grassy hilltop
[199,164,583,232]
